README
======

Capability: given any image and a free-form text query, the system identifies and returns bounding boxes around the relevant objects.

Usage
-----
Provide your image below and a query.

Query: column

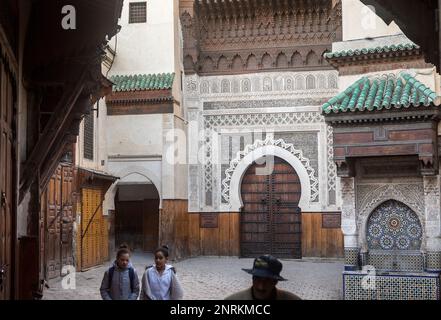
[423,175,441,272]
[340,177,359,271]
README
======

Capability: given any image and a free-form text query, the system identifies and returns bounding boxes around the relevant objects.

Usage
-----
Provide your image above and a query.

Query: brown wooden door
[44,169,62,279]
[80,188,107,270]
[42,164,75,279]
[241,156,302,259]
[0,54,15,299]
[60,165,74,269]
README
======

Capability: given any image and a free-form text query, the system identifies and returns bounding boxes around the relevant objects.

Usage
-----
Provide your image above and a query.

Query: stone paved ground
[43,253,344,300]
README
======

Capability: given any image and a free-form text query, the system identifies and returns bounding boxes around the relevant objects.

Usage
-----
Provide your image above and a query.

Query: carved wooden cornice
[181,0,342,75]
[106,89,174,105]
[106,89,176,115]
[326,108,441,177]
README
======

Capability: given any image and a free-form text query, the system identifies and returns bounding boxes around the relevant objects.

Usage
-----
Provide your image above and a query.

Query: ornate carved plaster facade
[185,71,340,213]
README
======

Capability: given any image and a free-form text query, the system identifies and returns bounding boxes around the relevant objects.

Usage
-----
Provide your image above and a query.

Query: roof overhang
[360,0,439,71]
[77,167,119,193]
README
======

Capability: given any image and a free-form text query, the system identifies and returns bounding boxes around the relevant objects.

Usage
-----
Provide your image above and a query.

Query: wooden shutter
[0,49,16,300]
[83,113,94,160]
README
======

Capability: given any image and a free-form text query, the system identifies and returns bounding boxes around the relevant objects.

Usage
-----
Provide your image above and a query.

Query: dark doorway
[115,184,160,252]
[240,156,302,259]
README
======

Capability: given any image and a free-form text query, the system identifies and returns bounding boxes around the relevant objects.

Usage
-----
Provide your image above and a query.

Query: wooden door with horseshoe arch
[240,156,302,259]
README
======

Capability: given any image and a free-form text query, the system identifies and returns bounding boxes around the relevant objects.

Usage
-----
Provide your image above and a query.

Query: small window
[129,2,147,24]
[83,113,94,160]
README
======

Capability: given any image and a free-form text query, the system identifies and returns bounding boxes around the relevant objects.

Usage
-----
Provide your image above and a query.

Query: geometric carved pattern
[367,200,422,251]
[326,125,336,189]
[185,73,339,98]
[221,137,319,204]
[186,68,340,210]
[343,272,440,300]
[326,124,337,204]
[204,112,324,129]
[202,112,324,207]
[185,67,341,211]
[357,184,425,220]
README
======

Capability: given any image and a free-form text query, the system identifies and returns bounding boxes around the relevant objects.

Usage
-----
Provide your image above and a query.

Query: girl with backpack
[140,245,184,300]
[100,244,140,300]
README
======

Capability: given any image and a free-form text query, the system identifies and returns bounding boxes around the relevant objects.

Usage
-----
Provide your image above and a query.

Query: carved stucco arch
[357,185,426,252]
[223,138,317,212]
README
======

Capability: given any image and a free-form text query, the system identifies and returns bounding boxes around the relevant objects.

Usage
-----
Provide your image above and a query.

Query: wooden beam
[39,138,69,194]
[19,69,87,202]
[39,109,85,193]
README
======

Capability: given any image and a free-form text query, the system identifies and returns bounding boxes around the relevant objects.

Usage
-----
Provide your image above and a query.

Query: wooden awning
[76,167,119,193]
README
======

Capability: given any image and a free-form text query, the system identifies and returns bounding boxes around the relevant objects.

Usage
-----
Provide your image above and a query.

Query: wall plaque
[322,213,341,229]
[200,213,219,228]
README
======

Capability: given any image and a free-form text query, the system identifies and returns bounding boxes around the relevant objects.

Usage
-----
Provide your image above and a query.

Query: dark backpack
[108,266,135,292]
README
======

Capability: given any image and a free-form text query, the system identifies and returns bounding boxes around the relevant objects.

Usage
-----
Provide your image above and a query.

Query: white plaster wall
[154,113,189,201]
[100,0,187,202]
[76,99,109,171]
[172,0,184,110]
[106,114,163,157]
[342,0,403,41]
[108,0,175,76]
[173,116,188,199]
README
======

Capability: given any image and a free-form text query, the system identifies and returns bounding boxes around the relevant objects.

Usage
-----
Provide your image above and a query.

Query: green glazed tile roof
[322,73,441,115]
[110,73,175,92]
[324,43,420,59]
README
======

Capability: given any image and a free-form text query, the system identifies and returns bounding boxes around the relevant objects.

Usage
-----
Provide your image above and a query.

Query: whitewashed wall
[108,0,176,76]
[99,0,187,210]
[106,114,163,157]
[342,0,402,41]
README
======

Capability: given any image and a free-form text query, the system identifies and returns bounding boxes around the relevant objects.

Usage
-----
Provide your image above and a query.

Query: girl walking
[100,244,140,300]
[140,245,184,300]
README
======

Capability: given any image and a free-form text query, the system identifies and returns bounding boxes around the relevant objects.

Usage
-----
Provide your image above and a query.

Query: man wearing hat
[225,255,301,300]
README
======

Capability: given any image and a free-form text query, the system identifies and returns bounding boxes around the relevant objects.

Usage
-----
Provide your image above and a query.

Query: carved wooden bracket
[420,156,438,176]
[336,159,355,178]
